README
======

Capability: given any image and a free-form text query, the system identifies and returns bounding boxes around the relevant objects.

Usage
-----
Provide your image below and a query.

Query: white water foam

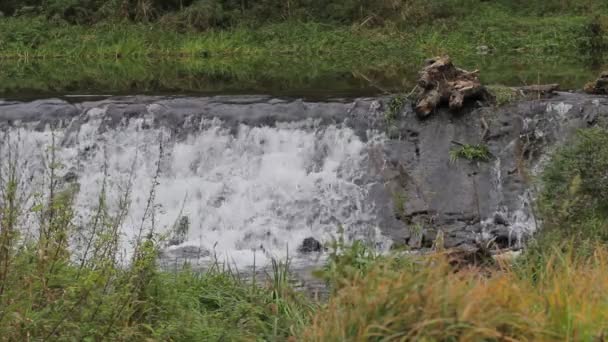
[482,156,537,247]
[2,108,389,267]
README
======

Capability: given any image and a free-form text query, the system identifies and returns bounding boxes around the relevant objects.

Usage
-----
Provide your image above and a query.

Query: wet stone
[298,237,323,253]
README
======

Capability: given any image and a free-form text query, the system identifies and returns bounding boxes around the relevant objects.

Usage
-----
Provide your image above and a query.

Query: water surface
[1,55,604,100]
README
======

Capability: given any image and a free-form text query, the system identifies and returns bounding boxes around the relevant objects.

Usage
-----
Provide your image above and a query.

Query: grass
[303,243,608,341]
[487,85,523,106]
[2,6,608,336]
[0,7,607,96]
[1,253,313,340]
[384,95,407,123]
[450,143,492,163]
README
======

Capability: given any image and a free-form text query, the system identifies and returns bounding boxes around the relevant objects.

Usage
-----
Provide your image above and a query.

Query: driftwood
[516,83,560,95]
[584,71,608,95]
[414,56,492,118]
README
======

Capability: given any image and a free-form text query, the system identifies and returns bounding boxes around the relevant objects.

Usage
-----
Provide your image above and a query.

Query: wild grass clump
[304,244,608,341]
[317,232,379,291]
[384,95,406,123]
[450,143,492,163]
[487,85,522,106]
[0,5,606,94]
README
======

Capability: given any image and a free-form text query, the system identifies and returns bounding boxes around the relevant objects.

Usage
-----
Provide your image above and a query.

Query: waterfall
[1,104,390,267]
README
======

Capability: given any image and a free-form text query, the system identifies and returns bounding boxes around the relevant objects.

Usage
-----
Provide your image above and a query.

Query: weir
[1,93,605,268]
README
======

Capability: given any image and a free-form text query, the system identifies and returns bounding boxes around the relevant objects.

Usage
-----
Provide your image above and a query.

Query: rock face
[377,92,608,250]
[414,56,493,118]
[1,92,607,258]
[584,71,608,95]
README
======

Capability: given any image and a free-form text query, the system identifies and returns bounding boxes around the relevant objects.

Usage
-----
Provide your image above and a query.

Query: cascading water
[2,103,390,268]
[4,93,588,269]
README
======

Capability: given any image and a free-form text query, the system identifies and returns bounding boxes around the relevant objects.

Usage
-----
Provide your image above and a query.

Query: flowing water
[3,59,602,272]
[0,98,393,269]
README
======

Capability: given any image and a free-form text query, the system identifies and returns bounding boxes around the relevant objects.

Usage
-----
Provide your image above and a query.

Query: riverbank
[1,8,606,97]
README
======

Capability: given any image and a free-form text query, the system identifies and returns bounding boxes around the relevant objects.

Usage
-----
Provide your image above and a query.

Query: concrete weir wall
[0,93,606,267]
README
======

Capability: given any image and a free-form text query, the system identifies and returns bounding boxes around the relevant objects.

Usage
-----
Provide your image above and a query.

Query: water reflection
[0,55,605,99]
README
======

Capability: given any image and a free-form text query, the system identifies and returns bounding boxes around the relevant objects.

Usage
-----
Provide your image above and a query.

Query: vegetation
[304,243,608,341]
[487,85,522,106]
[3,2,608,340]
[538,127,608,245]
[384,95,406,123]
[0,1,607,95]
[450,143,492,163]
[1,0,606,29]
[302,128,608,341]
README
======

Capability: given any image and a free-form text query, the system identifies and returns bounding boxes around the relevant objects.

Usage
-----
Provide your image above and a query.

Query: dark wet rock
[63,171,78,183]
[161,245,210,259]
[167,216,190,247]
[486,225,518,249]
[373,92,608,251]
[298,237,323,253]
[493,212,509,226]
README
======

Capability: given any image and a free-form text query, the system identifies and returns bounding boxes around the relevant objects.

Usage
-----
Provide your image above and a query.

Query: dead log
[414,56,492,118]
[584,71,608,95]
[516,83,560,95]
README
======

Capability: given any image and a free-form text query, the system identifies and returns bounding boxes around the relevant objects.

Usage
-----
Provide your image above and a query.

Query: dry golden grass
[303,246,608,341]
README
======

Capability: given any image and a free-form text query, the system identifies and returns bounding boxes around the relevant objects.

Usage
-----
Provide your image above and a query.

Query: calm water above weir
[1,55,604,100]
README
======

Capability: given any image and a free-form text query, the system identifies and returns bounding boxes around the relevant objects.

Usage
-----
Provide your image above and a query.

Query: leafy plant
[392,191,407,219]
[449,143,492,163]
[385,94,406,123]
[318,227,378,291]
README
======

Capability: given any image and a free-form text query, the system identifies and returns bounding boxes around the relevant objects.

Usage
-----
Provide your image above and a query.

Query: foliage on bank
[1,0,607,29]
[305,244,608,341]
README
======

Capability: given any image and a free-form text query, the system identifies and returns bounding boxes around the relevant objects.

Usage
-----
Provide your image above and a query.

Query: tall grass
[304,244,608,341]
[0,133,313,340]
